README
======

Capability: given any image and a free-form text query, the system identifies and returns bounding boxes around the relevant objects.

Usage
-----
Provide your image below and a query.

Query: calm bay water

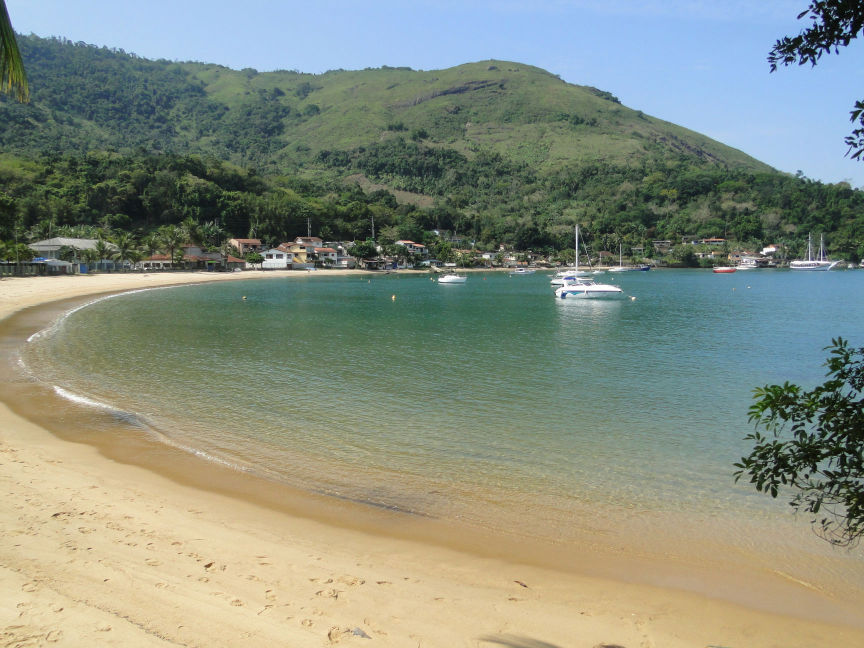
[19,268,864,594]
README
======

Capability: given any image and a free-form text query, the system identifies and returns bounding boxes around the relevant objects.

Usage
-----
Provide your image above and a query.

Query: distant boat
[608,243,636,273]
[713,266,737,274]
[790,233,838,271]
[555,276,624,300]
[438,273,467,284]
[735,257,759,270]
[510,267,535,275]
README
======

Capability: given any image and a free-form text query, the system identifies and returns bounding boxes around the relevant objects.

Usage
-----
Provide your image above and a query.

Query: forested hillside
[1,35,863,262]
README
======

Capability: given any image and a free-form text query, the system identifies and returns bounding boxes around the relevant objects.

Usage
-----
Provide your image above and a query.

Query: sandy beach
[1,270,863,647]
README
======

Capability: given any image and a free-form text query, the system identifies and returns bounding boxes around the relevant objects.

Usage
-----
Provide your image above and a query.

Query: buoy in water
[391,294,396,301]
[242,296,247,300]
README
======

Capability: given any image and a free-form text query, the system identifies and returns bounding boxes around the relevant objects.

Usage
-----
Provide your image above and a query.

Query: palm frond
[0,0,28,102]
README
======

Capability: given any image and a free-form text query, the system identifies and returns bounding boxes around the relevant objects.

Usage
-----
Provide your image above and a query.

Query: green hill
[1,35,863,263]
[2,36,769,175]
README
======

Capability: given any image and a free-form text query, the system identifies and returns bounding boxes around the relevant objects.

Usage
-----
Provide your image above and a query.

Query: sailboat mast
[574,225,579,269]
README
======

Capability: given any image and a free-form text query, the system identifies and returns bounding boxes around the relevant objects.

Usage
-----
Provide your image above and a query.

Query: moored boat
[790,233,838,271]
[438,273,467,284]
[713,266,737,274]
[554,276,624,299]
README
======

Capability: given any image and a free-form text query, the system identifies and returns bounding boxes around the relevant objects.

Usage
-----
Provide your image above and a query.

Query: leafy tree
[349,239,378,260]
[735,338,864,546]
[0,0,27,101]
[769,1,864,159]
[245,251,263,269]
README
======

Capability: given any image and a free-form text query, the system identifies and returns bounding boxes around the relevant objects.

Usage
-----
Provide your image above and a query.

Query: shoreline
[1,271,863,646]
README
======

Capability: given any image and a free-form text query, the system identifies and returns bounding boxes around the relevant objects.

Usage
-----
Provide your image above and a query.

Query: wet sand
[1,270,863,647]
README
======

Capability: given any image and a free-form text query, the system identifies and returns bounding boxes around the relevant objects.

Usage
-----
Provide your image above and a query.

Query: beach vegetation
[245,251,264,269]
[736,338,864,547]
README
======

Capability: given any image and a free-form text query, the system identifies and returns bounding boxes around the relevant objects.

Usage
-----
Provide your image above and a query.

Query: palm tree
[159,225,184,269]
[0,1,28,102]
[112,231,137,270]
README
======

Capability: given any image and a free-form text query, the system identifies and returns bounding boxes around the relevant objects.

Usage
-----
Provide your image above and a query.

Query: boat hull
[438,274,467,283]
[789,261,838,271]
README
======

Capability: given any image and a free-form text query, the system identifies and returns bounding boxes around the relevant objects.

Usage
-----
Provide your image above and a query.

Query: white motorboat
[509,267,535,275]
[790,233,838,271]
[555,276,624,300]
[438,273,467,284]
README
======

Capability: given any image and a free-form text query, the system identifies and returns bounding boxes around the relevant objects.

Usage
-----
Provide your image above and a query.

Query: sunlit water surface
[19,269,864,597]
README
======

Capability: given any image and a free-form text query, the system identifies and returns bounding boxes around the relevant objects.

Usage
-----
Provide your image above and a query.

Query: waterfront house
[395,240,428,256]
[228,238,263,256]
[261,248,293,270]
[315,247,338,266]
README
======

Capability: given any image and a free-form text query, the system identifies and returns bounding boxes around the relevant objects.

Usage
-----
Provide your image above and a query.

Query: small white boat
[555,277,624,300]
[438,273,467,284]
[790,233,838,271]
[509,267,535,275]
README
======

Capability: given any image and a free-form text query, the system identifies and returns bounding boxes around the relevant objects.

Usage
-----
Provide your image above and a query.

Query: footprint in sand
[336,576,365,586]
[315,589,340,599]
[144,558,162,567]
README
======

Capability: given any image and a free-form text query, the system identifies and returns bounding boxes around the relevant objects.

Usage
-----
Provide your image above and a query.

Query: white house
[261,248,293,270]
[395,240,428,256]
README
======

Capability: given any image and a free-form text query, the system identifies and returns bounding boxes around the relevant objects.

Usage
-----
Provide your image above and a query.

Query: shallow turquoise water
[20,269,864,579]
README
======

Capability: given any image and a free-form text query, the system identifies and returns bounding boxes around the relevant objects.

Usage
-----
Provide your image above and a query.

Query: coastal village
[4,233,797,276]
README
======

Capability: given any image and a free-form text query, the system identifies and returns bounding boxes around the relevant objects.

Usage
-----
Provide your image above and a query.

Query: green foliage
[349,239,378,260]
[735,338,864,546]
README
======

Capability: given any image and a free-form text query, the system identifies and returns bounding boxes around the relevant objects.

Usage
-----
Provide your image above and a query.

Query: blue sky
[9,1,864,186]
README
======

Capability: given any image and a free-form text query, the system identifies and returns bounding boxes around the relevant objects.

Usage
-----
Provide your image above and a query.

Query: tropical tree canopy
[0,0,28,102]
[735,338,864,547]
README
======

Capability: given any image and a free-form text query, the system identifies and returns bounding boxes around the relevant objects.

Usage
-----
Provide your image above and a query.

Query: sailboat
[551,225,593,285]
[789,233,838,271]
[608,242,650,272]
[553,226,625,300]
